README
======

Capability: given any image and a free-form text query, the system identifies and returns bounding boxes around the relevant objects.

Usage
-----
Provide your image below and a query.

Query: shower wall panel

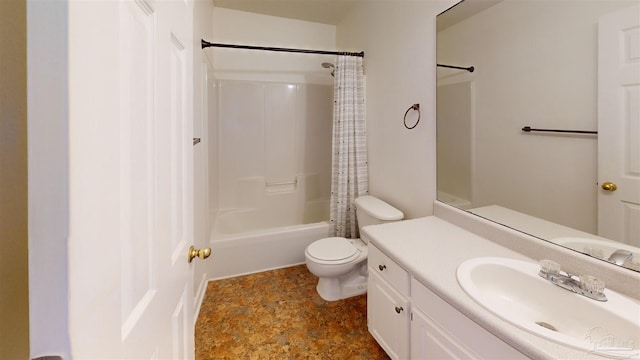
[296,84,333,201]
[218,80,265,209]
[265,84,296,185]
[216,80,332,215]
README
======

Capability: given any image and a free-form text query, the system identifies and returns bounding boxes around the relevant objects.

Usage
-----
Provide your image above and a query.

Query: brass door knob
[601,181,617,192]
[188,245,212,263]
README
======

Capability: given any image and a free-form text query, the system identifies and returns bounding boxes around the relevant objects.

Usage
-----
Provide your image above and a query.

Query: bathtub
[208,206,330,280]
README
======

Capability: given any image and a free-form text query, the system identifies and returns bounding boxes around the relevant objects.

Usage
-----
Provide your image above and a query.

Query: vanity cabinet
[367,244,410,360]
[367,243,528,360]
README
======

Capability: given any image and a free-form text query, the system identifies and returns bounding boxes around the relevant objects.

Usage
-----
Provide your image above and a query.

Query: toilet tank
[354,195,404,230]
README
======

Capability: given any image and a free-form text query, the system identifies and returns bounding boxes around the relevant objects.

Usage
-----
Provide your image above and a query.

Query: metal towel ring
[404,104,420,129]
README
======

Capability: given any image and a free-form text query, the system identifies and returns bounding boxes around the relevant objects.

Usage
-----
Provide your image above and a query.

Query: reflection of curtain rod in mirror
[437,63,474,72]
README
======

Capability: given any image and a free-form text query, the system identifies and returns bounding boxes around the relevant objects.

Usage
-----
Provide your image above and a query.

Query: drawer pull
[395,306,404,314]
[378,264,387,271]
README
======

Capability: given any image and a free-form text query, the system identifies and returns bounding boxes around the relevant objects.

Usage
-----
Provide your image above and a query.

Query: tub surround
[362,202,640,359]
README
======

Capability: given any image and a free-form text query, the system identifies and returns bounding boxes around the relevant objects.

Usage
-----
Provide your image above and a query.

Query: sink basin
[457,257,640,358]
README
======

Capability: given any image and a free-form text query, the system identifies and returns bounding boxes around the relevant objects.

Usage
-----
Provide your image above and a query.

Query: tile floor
[195,265,390,359]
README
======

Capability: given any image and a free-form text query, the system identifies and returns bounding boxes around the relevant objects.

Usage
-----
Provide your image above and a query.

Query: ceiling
[437,0,501,31]
[213,0,502,28]
[212,0,357,25]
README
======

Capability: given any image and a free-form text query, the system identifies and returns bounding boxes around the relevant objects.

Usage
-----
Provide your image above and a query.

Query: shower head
[321,62,335,77]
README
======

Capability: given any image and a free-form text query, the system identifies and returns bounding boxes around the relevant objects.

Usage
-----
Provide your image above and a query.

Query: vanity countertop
[361,215,634,360]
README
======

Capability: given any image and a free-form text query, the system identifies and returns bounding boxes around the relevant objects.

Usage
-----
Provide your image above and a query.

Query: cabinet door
[411,278,528,359]
[411,307,480,360]
[368,270,410,360]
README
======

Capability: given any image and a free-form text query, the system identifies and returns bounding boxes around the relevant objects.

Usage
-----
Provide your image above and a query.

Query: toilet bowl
[305,237,368,301]
[305,196,404,301]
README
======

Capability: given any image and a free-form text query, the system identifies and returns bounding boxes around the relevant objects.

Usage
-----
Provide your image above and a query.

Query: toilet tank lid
[354,195,404,221]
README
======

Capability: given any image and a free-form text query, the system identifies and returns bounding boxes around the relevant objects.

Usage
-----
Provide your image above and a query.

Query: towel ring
[404,103,420,129]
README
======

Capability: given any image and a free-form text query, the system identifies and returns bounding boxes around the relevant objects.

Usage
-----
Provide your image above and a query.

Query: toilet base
[315,265,368,301]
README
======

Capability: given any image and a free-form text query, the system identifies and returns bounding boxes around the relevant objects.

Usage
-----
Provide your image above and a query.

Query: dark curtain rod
[437,63,474,72]
[201,40,364,58]
[522,126,597,135]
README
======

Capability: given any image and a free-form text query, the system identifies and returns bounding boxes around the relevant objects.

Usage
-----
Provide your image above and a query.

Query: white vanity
[363,202,640,360]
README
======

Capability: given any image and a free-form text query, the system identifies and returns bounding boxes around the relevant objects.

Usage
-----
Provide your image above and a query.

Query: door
[598,5,640,247]
[67,0,196,357]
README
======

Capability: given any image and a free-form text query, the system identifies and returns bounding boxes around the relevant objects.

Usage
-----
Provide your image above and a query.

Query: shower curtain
[329,55,368,238]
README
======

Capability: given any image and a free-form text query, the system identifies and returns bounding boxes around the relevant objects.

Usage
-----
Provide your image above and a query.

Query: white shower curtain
[329,55,368,238]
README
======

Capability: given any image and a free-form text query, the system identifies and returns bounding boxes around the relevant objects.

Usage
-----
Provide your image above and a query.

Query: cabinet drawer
[368,244,410,296]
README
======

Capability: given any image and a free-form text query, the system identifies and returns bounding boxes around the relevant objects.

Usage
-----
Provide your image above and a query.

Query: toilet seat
[306,237,359,263]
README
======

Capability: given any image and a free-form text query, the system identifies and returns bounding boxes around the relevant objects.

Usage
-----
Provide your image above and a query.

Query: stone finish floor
[195,265,390,359]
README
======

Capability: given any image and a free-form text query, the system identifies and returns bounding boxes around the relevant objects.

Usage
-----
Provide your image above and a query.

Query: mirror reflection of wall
[437,81,473,210]
[437,0,640,272]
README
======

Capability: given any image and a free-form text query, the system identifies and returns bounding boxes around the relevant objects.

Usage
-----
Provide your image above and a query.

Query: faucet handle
[580,275,606,294]
[584,246,605,259]
[540,259,561,274]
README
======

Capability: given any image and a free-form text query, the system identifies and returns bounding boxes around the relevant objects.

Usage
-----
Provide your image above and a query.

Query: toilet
[305,195,404,301]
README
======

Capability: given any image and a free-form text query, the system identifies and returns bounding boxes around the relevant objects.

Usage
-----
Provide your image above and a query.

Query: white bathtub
[208,207,330,279]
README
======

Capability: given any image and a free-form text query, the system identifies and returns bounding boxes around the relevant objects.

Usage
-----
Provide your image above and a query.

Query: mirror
[436,0,640,272]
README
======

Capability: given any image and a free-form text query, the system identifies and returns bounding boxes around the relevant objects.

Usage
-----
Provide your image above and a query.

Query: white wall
[437,1,634,233]
[336,1,458,219]
[211,8,336,84]
[437,81,473,203]
[27,0,71,357]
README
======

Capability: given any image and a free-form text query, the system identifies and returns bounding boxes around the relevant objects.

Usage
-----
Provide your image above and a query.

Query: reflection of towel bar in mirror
[521,126,597,135]
[437,63,475,72]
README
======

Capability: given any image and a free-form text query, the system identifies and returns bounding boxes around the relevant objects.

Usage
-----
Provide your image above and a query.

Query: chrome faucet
[538,259,607,302]
[607,249,633,265]
[585,247,639,270]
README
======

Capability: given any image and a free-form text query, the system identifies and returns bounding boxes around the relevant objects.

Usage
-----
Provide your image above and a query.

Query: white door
[598,5,640,247]
[67,0,196,357]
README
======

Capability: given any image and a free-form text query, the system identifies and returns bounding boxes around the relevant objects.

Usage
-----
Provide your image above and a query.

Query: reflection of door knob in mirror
[188,245,212,263]
[601,182,617,192]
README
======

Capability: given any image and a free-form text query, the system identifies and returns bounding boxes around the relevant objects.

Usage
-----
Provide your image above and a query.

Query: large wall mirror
[436,0,640,272]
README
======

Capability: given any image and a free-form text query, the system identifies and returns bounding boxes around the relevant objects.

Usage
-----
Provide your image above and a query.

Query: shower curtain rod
[201,40,365,58]
[437,63,475,72]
